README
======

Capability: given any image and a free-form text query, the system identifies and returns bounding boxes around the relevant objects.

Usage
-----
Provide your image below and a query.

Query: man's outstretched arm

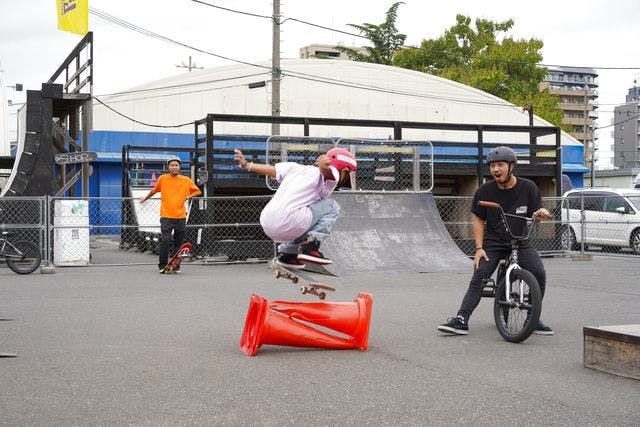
[233,149,276,177]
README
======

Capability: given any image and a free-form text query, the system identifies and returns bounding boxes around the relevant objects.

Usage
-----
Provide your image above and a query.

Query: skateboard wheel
[318,292,326,300]
[292,277,299,284]
[299,286,307,294]
[273,270,281,279]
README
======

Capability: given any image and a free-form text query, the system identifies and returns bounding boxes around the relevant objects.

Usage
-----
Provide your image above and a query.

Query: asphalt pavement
[1,255,639,425]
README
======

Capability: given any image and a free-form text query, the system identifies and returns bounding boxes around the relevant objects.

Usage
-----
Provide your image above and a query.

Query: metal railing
[265,136,434,193]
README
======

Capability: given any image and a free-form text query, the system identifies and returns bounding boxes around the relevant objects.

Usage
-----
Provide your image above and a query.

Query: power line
[190,0,271,20]
[89,7,491,109]
[188,1,640,71]
[596,112,640,130]
[96,72,270,97]
[89,7,272,72]
[93,96,193,128]
[98,79,272,104]
[88,7,637,114]
[190,0,366,39]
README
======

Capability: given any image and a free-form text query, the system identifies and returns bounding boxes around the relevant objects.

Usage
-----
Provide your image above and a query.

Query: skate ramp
[307,192,470,276]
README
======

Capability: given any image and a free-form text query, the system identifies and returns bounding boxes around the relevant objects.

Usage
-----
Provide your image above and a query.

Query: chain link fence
[2,192,639,269]
[435,196,567,257]
[69,195,275,266]
[266,136,434,192]
[0,197,45,269]
[559,192,640,256]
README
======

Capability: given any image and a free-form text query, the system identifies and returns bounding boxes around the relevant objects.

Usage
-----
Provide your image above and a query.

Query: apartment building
[540,66,598,169]
[612,85,640,169]
[300,44,367,60]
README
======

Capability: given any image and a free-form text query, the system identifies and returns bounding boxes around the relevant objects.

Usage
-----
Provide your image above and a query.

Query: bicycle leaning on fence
[478,201,543,343]
[0,230,42,274]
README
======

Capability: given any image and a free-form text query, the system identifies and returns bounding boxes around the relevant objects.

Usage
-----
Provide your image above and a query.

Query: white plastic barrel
[53,200,90,265]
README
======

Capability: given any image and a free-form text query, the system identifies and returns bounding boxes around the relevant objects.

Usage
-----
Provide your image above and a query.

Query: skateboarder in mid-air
[233,146,357,268]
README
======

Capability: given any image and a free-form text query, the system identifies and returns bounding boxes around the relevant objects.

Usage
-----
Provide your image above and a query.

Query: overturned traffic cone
[240,292,373,356]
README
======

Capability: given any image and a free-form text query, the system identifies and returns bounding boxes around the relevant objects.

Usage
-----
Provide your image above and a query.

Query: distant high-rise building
[626,84,640,103]
[612,83,640,169]
[540,66,598,169]
[300,44,367,60]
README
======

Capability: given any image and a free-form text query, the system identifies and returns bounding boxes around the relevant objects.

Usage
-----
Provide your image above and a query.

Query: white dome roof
[94,58,579,146]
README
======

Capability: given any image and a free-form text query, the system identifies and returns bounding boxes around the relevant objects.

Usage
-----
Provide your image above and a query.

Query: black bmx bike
[0,230,42,274]
[478,201,542,343]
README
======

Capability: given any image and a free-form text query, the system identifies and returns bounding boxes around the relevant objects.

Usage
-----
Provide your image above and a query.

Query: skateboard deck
[161,242,192,274]
[268,258,336,300]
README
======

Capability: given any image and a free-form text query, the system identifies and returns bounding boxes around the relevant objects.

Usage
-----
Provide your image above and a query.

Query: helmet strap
[502,163,516,186]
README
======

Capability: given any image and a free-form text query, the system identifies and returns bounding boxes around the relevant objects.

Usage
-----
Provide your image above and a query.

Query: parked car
[561,188,640,254]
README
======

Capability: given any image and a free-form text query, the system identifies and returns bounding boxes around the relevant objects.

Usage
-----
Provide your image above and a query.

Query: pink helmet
[326,147,357,172]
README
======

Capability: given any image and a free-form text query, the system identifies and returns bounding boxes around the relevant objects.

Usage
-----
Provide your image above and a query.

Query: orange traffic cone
[269,292,373,350]
[239,292,373,356]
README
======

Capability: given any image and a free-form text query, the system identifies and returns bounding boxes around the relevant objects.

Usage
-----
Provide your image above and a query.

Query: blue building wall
[561,144,589,189]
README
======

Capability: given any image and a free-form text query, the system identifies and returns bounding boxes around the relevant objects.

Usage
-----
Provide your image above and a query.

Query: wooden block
[583,325,640,381]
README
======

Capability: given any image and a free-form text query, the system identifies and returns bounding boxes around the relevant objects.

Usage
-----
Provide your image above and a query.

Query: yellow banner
[56,0,88,35]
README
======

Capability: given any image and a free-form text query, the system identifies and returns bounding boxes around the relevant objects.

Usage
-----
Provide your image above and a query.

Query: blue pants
[457,246,547,321]
[278,198,340,254]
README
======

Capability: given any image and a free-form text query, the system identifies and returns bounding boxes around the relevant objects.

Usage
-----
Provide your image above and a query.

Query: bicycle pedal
[481,279,495,297]
[481,289,495,298]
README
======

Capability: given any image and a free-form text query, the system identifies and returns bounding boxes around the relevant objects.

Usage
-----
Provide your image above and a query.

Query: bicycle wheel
[493,268,542,343]
[6,240,41,274]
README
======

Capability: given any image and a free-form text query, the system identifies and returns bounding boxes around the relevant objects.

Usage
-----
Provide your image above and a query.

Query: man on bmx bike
[437,146,554,336]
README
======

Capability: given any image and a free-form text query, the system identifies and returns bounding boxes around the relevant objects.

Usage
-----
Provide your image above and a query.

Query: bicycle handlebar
[478,201,500,209]
[478,200,535,241]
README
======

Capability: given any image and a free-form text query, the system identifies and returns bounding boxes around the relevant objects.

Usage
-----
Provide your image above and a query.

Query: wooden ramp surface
[583,324,640,380]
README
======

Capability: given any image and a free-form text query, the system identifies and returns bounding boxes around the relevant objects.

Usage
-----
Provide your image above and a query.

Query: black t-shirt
[471,177,542,250]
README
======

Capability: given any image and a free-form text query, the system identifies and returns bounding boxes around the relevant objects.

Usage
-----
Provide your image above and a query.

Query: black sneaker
[276,253,305,269]
[298,240,332,265]
[437,315,468,335]
[533,321,554,335]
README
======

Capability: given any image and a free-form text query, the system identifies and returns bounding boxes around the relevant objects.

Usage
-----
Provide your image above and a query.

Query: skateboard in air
[268,258,336,300]
[160,242,192,274]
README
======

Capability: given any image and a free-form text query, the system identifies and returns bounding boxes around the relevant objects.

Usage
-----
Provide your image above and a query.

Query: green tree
[393,15,565,127]
[512,92,569,132]
[335,2,406,65]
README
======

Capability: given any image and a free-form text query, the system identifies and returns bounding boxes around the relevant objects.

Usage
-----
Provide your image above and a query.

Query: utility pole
[272,0,281,135]
[583,84,592,186]
[176,56,203,72]
[523,104,534,141]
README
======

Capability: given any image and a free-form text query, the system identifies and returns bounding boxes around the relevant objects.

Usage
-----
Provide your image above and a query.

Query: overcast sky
[2,0,640,167]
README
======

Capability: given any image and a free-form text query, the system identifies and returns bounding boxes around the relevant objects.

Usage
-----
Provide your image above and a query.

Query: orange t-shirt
[152,174,201,219]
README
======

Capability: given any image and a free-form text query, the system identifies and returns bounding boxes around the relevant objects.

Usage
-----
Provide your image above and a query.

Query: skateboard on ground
[161,242,192,274]
[268,258,336,300]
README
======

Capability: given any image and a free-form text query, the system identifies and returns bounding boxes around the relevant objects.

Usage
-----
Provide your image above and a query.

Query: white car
[561,188,640,254]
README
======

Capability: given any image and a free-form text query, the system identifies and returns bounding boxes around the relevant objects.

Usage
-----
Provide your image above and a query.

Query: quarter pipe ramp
[307,192,470,276]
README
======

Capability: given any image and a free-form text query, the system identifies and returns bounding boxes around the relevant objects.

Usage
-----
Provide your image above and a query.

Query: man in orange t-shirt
[140,157,201,272]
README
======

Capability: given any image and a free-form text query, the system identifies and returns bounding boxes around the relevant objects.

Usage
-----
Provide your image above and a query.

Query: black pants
[457,246,546,321]
[159,218,186,268]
